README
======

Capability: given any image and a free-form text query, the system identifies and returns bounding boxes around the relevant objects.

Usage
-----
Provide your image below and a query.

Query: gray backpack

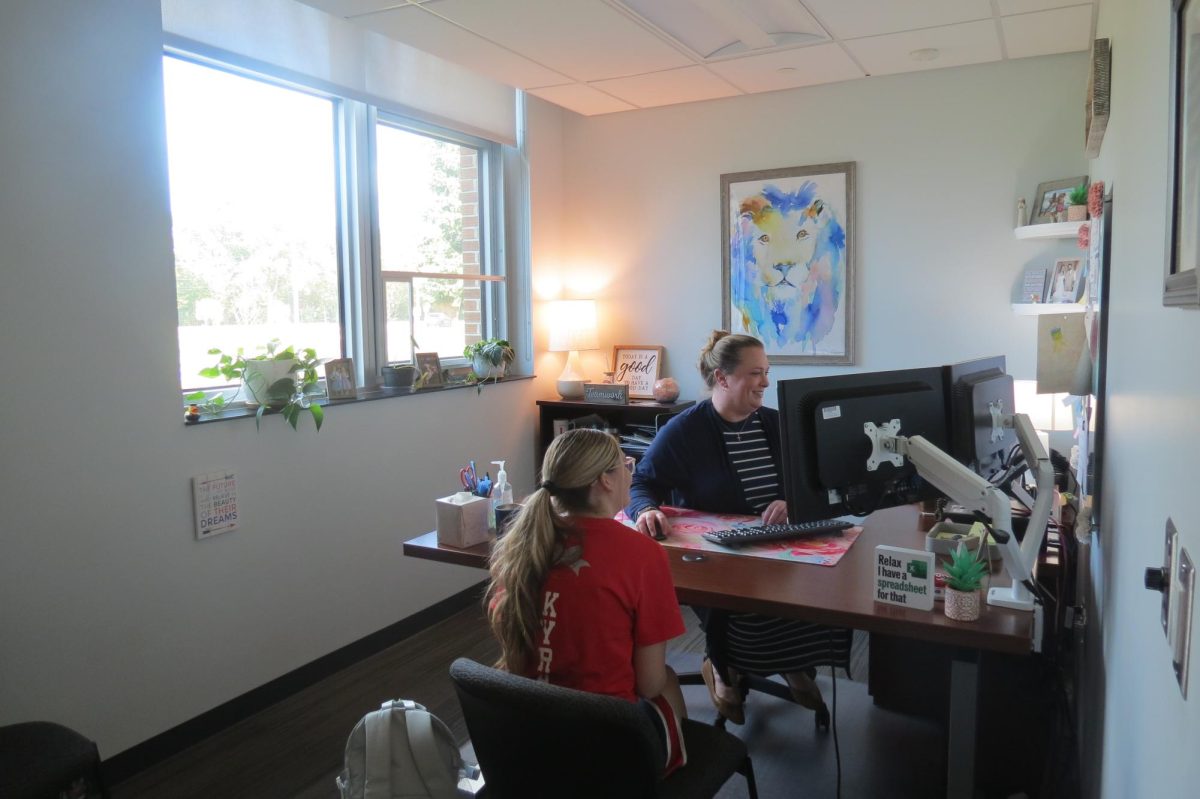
[337,699,482,799]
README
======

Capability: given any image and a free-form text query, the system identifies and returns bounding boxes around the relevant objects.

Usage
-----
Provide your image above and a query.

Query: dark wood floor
[111,606,943,799]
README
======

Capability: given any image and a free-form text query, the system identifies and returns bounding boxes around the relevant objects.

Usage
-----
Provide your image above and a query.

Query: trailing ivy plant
[186,340,325,431]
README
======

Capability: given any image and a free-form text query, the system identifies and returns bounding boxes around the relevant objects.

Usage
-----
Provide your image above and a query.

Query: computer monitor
[777,367,949,523]
[944,356,1016,481]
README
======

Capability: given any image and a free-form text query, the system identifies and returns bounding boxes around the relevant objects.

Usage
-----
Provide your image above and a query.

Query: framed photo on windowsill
[324,358,356,399]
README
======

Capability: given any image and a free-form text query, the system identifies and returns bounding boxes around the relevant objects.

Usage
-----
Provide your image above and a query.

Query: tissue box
[436,493,490,548]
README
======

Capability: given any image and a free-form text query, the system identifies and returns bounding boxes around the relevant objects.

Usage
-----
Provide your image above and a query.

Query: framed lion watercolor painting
[721,162,855,364]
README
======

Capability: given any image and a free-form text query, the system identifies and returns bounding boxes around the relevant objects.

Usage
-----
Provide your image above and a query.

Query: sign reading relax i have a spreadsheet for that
[874,545,935,611]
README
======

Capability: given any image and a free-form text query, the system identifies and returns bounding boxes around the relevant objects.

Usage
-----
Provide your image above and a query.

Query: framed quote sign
[611,345,663,399]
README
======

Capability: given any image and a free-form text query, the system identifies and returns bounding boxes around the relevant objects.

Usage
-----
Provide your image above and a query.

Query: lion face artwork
[729,179,847,356]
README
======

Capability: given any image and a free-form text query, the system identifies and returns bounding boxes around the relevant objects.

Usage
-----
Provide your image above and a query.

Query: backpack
[337,699,482,799]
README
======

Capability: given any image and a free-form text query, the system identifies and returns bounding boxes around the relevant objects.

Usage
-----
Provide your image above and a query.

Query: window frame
[163,49,511,402]
[366,113,507,378]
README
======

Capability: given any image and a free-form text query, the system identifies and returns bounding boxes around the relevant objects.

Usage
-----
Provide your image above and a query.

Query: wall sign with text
[611,345,664,399]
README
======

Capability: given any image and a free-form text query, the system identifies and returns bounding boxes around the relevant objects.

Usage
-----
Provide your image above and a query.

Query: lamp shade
[547,300,598,352]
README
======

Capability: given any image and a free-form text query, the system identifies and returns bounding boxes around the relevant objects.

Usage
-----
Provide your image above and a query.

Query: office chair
[449,658,757,799]
[0,721,110,799]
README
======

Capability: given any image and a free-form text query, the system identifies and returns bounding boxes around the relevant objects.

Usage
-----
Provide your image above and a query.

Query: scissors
[459,468,476,492]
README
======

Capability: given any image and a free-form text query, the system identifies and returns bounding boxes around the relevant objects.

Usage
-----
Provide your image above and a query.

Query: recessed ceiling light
[777,66,797,74]
[910,48,940,62]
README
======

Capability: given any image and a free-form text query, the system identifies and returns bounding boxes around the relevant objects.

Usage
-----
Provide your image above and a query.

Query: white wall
[1084,1,1200,796]
[544,55,1088,399]
[0,0,535,757]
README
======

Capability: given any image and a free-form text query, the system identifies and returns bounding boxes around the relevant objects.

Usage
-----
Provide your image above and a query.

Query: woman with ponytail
[486,428,689,773]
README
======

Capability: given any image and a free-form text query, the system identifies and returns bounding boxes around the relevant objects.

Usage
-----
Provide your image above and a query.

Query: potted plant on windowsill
[943,543,987,621]
[186,340,325,431]
[464,339,515,383]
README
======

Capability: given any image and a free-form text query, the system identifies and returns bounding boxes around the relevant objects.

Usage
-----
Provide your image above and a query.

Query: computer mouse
[653,530,668,542]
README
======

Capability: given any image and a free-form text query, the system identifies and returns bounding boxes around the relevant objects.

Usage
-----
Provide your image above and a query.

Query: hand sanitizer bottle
[489,460,513,529]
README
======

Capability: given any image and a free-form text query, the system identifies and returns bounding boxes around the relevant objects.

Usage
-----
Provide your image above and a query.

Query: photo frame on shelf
[1166,0,1200,306]
[1049,257,1085,303]
[323,358,356,400]
[414,352,443,388]
[1030,176,1087,225]
[721,162,855,364]
[611,345,664,399]
[1021,268,1049,303]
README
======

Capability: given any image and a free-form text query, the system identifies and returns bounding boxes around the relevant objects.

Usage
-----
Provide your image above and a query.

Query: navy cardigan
[625,399,783,520]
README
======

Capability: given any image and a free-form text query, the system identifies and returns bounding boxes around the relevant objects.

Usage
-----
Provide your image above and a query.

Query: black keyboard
[701,519,855,547]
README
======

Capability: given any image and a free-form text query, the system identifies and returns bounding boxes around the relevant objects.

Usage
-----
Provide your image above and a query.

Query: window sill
[183,374,533,427]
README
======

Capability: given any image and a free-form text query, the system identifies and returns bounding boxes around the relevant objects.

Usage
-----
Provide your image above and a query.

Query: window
[376,119,503,364]
[162,54,508,398]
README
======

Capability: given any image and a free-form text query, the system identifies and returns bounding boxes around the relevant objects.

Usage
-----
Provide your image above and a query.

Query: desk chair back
[449,658,756,799]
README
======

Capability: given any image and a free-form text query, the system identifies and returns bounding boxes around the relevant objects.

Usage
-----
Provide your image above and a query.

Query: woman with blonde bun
[627,330,849,726]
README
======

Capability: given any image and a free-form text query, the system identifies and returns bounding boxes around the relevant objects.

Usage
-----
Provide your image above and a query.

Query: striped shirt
[719,413,780,513]
[717,411,851,673]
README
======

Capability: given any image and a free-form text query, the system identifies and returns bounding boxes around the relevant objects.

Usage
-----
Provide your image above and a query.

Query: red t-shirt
[521,516,685,702]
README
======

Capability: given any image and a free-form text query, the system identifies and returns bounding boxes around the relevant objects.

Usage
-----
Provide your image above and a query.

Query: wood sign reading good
[583,383,629,404]
[612,346,664,399]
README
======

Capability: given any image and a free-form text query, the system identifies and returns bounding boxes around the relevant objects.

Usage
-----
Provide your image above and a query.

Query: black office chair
[449,658,757,799]
[0,721,110,799]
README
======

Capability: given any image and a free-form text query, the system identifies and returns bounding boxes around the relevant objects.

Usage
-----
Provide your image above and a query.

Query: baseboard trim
[102,581,487,786]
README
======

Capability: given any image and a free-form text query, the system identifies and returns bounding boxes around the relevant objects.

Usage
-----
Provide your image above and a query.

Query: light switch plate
[1174,548,1194,699]
[1164,519,1179,642]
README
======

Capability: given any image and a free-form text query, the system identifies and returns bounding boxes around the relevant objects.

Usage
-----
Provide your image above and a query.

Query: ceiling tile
[527,83,637,116]
[422,0,695,82]
[802,0,993,40]
[706,43,863,93]
[843,19,1002,77]
[997,0,1091,15]
[1001,5,1093,59]
[353,5,573,88]
[617,0,827,60]
[298,1,419,17]
[589,66,741,108]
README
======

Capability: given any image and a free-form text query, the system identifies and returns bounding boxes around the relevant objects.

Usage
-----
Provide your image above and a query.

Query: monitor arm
[864,412,1054,612]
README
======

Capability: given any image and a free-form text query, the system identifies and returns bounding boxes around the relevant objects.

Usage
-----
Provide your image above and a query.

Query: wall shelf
[1011,302,1087,315]
[1014,221,1081,240]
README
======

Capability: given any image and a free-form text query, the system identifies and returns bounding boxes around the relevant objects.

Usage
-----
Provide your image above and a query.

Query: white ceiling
[297,0,1096,116]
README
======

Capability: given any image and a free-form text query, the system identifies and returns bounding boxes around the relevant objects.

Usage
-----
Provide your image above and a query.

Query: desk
[404,504,1038,798]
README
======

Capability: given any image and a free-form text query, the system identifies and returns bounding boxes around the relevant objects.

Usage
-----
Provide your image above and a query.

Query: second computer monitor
[777,366,950,523]
[944,355,1016,480]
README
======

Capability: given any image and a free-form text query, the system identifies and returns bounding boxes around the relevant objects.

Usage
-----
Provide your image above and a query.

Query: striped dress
[716,412,852,675]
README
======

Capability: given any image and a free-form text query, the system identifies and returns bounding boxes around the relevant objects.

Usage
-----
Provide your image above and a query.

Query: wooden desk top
[403,505,1035,656]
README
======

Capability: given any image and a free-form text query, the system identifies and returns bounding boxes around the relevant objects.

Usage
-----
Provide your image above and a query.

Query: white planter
[471,356,508,381]
[241,359,298,407]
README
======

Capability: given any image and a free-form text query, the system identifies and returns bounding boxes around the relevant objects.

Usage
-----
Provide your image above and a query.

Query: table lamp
[548,299,598,399]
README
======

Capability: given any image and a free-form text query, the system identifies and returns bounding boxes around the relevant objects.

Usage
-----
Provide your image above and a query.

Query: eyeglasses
[609,456,636,475]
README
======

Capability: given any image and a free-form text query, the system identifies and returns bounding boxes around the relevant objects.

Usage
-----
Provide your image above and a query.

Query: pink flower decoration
[1088,181,1105,218]
[1077,224,1090,250]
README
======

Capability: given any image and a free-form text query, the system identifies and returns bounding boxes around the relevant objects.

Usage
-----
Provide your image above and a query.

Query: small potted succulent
[1066,182,1089,222]
[943,542,987,621]
[464,338,515,382]
[186,340,325,431]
